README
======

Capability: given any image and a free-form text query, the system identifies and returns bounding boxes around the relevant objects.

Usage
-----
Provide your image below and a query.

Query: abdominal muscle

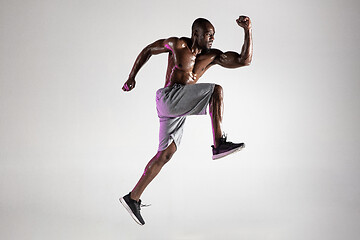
[164,66,199,87]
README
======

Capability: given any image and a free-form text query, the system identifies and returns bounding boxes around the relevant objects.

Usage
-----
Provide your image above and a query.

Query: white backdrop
[1,0,360,239]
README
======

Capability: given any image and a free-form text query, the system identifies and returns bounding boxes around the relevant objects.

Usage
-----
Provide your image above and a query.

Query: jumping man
[120,16,253,225]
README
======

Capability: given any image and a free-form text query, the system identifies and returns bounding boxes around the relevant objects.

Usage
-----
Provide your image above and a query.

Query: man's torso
[164,37,218,87]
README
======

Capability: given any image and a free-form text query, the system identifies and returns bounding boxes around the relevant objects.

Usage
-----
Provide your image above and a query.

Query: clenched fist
[236,16,251,30]
[122,77,136,91]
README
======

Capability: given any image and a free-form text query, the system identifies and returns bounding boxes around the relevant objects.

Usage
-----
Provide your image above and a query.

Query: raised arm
[213,16,253,68]
[122,38,173,91]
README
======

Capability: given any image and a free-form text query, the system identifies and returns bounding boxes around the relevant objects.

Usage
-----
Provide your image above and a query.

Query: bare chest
[171,47,216,75]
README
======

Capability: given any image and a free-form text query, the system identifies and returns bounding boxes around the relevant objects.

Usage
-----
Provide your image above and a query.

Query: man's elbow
[237,54,252,67]
[238,59,252,67]
[243,61,251,67]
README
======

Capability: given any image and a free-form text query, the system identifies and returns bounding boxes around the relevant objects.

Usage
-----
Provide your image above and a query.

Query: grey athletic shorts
[156,83,215,151]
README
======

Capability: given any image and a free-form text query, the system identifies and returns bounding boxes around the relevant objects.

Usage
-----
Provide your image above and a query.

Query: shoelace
[218,133,229,146]
[134,200,151,211]
[140,203,151,207]
[221,133,227,143]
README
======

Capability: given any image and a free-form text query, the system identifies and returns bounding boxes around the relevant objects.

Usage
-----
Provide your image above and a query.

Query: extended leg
[120,142,177,225]
[209,84,224,148]
[130,141,177,201]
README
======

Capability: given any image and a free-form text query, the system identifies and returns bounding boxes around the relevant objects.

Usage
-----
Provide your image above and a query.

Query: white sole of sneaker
[119,197,144,225]
[212,144,245,160]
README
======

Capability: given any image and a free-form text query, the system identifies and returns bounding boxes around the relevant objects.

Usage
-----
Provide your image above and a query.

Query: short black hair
[192,18,212,34]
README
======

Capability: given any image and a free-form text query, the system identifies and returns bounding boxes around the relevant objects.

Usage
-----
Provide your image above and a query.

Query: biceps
[216,51,244,68]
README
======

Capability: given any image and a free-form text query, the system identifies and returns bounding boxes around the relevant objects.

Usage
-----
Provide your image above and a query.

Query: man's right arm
[211,16,252,69]
[122,38,175,92]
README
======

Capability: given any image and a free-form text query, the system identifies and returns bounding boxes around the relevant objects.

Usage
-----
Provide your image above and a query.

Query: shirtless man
[120,16,253,225]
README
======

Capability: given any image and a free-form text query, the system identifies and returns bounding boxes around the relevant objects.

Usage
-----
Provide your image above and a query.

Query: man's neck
[190,38,202,55]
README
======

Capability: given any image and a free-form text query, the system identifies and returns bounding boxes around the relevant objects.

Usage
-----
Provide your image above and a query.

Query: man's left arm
[213,16,253,68]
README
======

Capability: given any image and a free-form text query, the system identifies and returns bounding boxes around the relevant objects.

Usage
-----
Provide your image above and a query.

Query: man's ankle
[130,192,139,202]
[214,138,222,148]
[214,134,227,148]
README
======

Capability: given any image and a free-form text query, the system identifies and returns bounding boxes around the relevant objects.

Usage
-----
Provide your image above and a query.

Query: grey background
[1,0,359,239]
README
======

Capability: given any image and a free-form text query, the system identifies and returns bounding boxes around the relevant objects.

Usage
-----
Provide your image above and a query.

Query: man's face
[197,24,215,50]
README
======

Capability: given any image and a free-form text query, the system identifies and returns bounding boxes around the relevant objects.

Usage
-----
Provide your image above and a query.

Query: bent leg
[130,142,177,201]
[209,84,224,148]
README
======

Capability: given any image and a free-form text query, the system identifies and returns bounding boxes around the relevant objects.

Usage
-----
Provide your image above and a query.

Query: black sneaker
[119,193,146,225]
[212,135,245,160]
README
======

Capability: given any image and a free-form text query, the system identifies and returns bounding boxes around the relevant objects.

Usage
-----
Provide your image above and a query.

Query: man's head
[191,18,215,50]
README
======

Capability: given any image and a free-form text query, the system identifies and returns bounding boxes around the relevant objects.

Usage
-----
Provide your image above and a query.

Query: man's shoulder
[165,36,190,44]
[163,37,190,49]
[179,37,191,42]
[201,48,222,57]
[196,49,223,64]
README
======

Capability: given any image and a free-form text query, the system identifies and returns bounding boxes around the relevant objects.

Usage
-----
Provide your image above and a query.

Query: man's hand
[122,77,136,91]
[236,16,251,30]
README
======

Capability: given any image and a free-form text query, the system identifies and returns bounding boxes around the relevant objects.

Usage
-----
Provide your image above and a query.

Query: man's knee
[211,84,223,102]
[158,142,176,165]
[158,152,174,166]
[214,84,223,93]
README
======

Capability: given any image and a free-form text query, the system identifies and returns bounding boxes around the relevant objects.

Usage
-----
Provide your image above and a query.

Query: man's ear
[192,29,198,39]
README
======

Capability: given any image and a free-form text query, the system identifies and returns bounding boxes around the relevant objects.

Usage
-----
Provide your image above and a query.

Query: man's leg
[209,84,245,160]
[130,141,177,201]
[120,142,177,225]
[209,84,224,148]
